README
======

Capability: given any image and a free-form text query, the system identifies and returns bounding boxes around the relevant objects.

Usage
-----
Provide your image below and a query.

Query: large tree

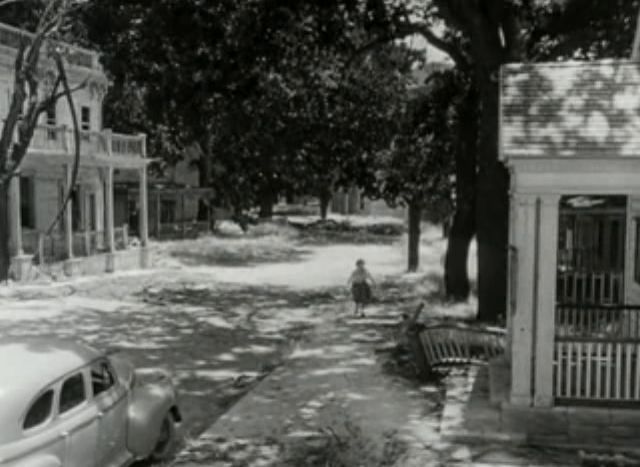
[374,71,457,272]
[357,0,640,322]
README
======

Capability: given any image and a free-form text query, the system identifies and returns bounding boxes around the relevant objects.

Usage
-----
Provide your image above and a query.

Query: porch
[116,183,214,240]
[7,127,150,280]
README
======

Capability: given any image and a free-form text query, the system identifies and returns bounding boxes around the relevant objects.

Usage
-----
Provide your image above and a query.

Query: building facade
[499,60,640,446]
[1,22,150,280]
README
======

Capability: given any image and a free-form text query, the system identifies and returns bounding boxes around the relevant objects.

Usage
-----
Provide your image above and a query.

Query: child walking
[347,259,375,317]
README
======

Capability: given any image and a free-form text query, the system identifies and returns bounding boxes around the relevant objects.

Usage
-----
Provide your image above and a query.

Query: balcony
[29,124,145,158]
[0,21,99,71]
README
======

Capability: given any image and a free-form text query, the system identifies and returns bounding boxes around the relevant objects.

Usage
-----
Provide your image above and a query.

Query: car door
[91,359,131,467]
[55,370,100,467]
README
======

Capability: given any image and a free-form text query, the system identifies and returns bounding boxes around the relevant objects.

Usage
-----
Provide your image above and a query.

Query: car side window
[59,373,86,414]
[23,389,54,430]
[91,360,115,396]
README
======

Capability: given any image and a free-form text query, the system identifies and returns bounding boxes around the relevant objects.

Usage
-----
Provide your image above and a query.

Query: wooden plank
[636,343,640,400]
[555,342,563,397]
[605,343,613,399]
[565,342,572,398]
[585,342,592,398]
[575,342,583,398]
[626,344,632,400]
[616,343,622,399]
[596,343,603,399]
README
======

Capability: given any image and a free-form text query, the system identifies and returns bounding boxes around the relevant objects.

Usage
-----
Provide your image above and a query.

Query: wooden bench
[419,321,506,368]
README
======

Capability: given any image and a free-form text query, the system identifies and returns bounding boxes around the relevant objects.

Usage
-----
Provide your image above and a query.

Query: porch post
[8,174,23,256]
[509,193,538,406]
[105,166,115,253]
[155,191,161,237]
[138,165,149,246]
[533,193,561,407]
[181,192,186,238]
[64,164,73,259]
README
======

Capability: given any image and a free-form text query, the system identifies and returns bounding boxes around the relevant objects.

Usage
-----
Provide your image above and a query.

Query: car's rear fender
[126,372,177,458]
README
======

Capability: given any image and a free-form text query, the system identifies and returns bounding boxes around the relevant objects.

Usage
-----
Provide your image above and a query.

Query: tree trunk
[258,186,274,219]
[318,187,332,220]
[407,200,422,272]
[319,197,329,220]
[0,183,10,282]
[475,74,509,323]
[445,86,478,301]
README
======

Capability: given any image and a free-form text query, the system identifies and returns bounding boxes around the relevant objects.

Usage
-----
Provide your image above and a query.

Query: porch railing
[154,220,210,239]
[0,21,99,70]
[556,270,623,305]
[23,226,129,264]
[554,304,640,404]
[25,125,145,158]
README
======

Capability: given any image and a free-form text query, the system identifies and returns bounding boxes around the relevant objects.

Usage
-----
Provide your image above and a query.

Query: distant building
[114,144,213,239]
[330,187,405,218]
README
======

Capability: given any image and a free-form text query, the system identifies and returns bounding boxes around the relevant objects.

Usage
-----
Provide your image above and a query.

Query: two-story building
[1,22,150,280]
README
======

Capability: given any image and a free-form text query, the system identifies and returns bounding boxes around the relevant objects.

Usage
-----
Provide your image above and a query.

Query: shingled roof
[500,60,640,160]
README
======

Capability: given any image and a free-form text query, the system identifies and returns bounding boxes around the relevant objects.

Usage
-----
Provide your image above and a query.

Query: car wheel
[149,413,176,461]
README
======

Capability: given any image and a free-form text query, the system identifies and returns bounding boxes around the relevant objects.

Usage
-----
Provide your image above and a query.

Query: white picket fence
[554,305,640,403]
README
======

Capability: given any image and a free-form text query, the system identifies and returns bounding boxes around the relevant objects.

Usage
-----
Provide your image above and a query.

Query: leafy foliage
[374,70,458,221]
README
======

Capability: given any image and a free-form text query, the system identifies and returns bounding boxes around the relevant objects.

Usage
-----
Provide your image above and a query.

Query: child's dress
[350,269,372,304]
[352,281,372,304]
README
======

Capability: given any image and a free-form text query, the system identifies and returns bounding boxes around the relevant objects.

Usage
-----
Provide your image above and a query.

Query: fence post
[84,230,91,256]
[122,224,129,249]
[38,233,45,265]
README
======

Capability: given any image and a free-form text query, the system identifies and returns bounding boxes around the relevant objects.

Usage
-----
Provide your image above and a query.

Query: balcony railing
[27,124,145,158]
[0,21,99,70]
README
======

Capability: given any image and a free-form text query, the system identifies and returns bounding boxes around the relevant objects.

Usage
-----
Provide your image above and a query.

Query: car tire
[149,412,176,462]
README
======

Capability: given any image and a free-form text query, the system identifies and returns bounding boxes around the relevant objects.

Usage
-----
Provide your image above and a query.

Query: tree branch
[45,51,81,235]
[349,21,469,71]
[395,22,468,68]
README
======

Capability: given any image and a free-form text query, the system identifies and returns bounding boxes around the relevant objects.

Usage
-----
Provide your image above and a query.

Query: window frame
[22,388,55,432]
[80,105,91,132]
[57,372,88,416]
[90,359,117,398]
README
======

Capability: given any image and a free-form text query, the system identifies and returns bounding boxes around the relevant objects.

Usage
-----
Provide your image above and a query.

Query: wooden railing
[554,304,640,404]
[26,125,145,158]
[155,221,210,239]
[418,321,506,368]
[23,226,129,264]
[556,270,623,305]
[0,21,98,70]
[111,133,144,157]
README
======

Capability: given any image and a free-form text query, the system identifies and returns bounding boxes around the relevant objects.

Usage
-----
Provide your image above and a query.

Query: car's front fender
[126,370,178,458]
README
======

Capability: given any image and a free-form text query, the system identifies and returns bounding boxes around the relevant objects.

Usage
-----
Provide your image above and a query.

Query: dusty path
[0,227,440,445]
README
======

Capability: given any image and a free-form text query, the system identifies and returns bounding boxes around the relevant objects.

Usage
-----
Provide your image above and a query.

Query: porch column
[509,193,538,406]
[8,174,23,256]
[138,165,149,246]
[155,192,161,237]
[533,193,561,407]
[104,166,115,253]
[64,164,73,259]
[181,192,186,238]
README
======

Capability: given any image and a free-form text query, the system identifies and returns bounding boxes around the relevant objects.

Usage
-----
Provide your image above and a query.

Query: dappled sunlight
[307,367,359,376]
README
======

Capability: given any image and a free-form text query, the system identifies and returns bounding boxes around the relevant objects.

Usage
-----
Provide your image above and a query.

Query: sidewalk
[172,304,582,467]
